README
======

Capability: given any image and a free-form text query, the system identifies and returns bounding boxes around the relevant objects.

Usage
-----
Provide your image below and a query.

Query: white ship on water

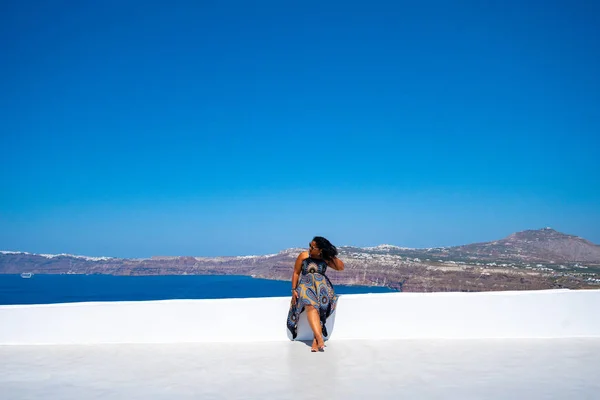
[20,272,33,278]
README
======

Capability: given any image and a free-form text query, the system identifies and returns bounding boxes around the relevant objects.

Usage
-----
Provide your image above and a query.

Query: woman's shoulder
[296,251,309,262]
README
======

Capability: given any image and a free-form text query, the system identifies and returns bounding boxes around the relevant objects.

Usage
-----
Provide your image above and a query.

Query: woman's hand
[327,257,345,271]
[291,290,298,305]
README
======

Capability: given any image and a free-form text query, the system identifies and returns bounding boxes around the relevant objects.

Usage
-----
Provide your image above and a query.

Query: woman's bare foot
[311,338,319,352]
[316,335,325,352]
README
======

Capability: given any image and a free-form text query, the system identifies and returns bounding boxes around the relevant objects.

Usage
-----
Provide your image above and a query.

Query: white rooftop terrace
[1,289,600,399]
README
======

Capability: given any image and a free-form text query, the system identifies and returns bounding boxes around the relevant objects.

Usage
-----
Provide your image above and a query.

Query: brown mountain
[1,228,599,292]
[452,228,600,263]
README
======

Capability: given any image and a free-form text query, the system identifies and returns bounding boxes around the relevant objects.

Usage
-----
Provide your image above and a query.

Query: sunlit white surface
[2,289,600,344]
[2,290,600,398]
[1,339,599,399]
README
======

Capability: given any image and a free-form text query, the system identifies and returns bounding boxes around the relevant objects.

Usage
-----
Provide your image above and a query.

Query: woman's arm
[327,257,345,271]
[291,251,306,289]
[291,251,308,303]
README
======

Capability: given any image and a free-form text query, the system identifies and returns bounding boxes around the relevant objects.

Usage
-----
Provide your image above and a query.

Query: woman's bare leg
[305,305,324,350]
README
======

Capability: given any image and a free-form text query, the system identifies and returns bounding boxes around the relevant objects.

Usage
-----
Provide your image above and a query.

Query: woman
[287,236,345,352]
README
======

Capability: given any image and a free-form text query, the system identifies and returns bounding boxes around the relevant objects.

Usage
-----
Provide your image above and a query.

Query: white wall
[1,289,599,345]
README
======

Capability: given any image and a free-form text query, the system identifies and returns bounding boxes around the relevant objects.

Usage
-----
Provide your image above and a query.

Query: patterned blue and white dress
[287,257,338,339]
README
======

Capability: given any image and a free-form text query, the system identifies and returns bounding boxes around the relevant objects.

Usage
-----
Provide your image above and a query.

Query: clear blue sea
[0,274,397,305]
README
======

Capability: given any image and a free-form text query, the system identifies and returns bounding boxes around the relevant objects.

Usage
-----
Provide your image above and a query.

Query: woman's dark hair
[313,236,338,261]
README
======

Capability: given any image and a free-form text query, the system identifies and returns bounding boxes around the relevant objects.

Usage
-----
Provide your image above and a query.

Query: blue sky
[1,1,599,257]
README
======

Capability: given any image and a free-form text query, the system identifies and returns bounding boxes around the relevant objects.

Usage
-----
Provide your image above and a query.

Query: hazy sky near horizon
[1,1,599,257]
